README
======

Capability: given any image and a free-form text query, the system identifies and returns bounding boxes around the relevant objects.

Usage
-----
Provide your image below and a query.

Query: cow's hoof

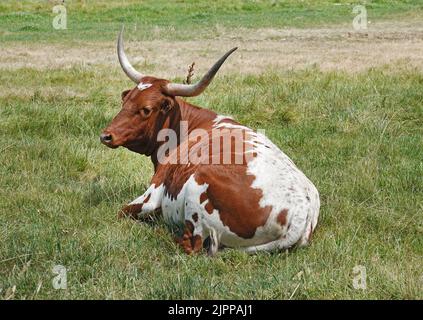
[118,204,143,220]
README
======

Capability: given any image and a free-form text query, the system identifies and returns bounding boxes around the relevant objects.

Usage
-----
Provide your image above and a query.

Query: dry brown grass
[1,21,423,77]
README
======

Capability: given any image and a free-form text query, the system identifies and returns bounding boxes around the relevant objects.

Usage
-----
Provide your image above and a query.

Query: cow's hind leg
[240,238,292,254]
[243,230,314,254]
[241,216,309,254]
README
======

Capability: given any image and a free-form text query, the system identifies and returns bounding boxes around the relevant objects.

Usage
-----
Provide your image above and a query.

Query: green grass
[1,0,423,300]
[0,63,422,299]
[0,0,422,43]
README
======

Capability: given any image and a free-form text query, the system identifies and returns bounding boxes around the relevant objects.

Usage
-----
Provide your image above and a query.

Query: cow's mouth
[101,142,119,149]
[124,141,145,153]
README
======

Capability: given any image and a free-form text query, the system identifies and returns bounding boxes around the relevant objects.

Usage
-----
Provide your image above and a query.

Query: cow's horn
[117,26,144,83]
[164,47,238,97]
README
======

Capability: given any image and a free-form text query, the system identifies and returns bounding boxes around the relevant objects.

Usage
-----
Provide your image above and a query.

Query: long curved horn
[163,47,238,97]
[117,26,144,83]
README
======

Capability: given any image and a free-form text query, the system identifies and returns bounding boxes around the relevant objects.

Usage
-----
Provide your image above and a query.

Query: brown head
[100,26,237,156]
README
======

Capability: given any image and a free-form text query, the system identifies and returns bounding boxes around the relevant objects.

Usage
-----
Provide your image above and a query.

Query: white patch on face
[137,82,152,91]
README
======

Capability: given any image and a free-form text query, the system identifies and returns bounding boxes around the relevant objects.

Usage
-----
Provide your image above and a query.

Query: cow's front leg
[118,184,164,220]
[175,220,203,255]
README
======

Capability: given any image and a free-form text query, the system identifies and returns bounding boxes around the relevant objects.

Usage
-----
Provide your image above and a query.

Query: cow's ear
[121,90,131,100]
[160,98,174,114]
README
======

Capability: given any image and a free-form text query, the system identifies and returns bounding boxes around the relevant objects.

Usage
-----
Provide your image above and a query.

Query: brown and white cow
[100,27,320,255]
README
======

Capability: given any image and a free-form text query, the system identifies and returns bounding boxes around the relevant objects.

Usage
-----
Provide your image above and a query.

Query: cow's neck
[150,98,217,171]
[179,98,217,132]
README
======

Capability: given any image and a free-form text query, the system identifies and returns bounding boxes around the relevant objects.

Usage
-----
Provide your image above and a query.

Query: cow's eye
[141,107,152,117]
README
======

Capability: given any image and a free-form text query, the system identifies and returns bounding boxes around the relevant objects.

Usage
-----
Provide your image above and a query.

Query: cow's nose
[100,132,113,145]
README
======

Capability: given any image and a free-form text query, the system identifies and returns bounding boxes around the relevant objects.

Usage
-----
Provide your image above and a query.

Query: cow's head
[100,26,237,155]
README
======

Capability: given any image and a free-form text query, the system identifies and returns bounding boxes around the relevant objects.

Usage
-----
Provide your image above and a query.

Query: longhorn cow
[100,27,320,255]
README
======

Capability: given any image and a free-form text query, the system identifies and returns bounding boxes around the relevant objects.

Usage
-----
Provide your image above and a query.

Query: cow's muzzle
[100,132,117,148]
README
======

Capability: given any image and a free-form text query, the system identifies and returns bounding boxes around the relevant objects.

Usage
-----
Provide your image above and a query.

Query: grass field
[1,1,422,299]
[1,0,422,42]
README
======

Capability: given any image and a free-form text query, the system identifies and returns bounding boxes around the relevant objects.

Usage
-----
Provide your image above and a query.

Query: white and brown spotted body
[101,30,320,255]
[119,111,319,255]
